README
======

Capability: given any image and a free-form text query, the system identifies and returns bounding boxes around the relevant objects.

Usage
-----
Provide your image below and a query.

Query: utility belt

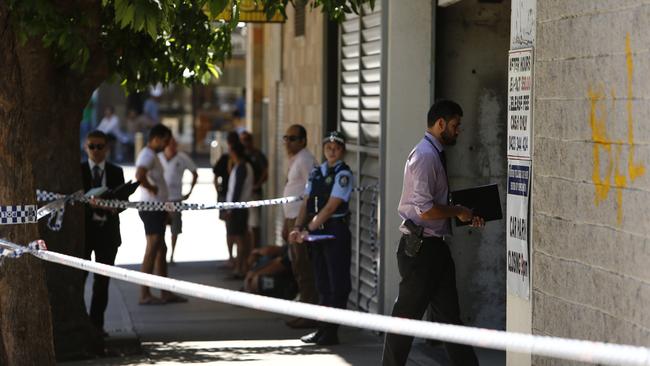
[401,219,443,257]
[306,213,350,231]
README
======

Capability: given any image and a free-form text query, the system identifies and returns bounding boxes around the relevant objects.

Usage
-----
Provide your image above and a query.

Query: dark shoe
[315,330,339,346]
[285,317,319,329]
[300,330,324,344]
[139,296,165,305]
[162,293,188,304]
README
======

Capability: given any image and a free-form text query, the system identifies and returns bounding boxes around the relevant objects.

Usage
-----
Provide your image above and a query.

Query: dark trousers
[382,235,479,366]
[309,219,352,310]
[84,239,118,330]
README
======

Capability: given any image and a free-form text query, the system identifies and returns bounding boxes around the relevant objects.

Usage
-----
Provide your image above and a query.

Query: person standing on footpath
[81,130,125,336]
[382,100,484,366]
[159,136,198,264]
[135,124,187,305]
[213,131,243,268]
[224,142,255,278]
[281,125,319,329]
[239,130,268,248]
[289,131,354,346]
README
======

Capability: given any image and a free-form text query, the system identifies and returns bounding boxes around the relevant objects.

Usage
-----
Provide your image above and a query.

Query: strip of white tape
[0,239,646,366]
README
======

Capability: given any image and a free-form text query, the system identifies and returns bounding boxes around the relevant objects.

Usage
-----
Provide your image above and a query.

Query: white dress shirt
[283,148,317,219]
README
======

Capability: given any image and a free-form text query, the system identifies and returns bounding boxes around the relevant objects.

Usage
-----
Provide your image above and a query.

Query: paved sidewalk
[59,166,504,365]
[63,260,504,365]
[66,260,383,365]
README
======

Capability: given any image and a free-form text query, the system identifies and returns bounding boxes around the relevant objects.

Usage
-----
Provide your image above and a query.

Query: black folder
[106,180,140,201]
[451,183,503,226]
[85,180,140,201]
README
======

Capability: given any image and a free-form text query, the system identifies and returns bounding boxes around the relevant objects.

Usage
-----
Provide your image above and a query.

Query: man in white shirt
[282,124,319,329]
[159,137,198,264]
[135,124,186,305]
[97,106,131,162]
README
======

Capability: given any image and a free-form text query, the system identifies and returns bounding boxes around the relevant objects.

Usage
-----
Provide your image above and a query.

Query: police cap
[322,131,346,146]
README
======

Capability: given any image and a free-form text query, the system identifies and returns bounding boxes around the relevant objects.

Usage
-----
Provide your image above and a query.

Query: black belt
[422,235,444,241]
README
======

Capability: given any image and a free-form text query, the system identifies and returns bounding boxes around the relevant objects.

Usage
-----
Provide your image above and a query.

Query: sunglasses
[87,143,105,150]
[283,135,302,142]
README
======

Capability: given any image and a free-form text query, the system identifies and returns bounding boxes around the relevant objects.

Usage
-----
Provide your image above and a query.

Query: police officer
[382,100,484,366]
[289,131,353,346]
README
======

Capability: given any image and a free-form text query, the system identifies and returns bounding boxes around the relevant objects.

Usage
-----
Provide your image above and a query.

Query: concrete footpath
[60,260,504,366]
[59,167,504,365]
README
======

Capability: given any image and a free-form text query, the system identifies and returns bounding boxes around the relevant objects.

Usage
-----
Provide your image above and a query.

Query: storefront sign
[507,48,533,159]
[507,159,530,299]
[216,0,285,23]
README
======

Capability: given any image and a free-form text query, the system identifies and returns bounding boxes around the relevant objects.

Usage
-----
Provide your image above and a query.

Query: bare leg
[250,274,260,293]
[226,235,235,267]
[140,234,164,302]
[170,233,178,263]
[233,234,251,276]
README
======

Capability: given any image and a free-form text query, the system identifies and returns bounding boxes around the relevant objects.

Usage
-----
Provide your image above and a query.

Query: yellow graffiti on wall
[588,33,645,224]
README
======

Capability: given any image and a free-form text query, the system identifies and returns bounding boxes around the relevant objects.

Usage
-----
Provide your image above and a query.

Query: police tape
[0,205,37,225]
[37,184,378,213]
[36,189,305,211]
[34,184,379,231]
[0,238,648,366]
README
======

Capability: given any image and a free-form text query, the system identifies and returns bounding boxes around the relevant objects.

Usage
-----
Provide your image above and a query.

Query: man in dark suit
[81,130,125,336]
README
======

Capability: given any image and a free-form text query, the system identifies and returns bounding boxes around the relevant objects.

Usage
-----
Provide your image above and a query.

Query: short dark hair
[86,130,108,142]
[227,131,240,146]
[240,130,252,140]
[289,124,307,143]
[230,141,246,158]
[148,123,172,141]
[427,99,463,128]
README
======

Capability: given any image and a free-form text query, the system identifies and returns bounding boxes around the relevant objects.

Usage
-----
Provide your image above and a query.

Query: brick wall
[260,6,326,247]
[280,5,325,159]
[533,2,650,364]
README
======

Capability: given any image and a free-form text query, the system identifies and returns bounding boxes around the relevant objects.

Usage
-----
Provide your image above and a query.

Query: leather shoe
[300,330,324,344]
[315,330,339,346]
[285,317,319,329]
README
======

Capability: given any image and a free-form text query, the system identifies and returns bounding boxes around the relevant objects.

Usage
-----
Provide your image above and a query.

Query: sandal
[162,294,188,304]
[139,296,165,305]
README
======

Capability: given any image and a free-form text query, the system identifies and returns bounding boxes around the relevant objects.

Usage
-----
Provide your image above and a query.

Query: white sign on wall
[507,48,533,159]
[507,159,530,299]
[510,0,536,48]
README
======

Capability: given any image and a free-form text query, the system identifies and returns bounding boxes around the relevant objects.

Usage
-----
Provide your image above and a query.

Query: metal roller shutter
[338,3,382,314]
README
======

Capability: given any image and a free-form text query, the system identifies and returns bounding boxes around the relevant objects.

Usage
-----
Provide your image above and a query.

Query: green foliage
[6,0,374,91]
[101,0,236,91]
[307,0,375,21]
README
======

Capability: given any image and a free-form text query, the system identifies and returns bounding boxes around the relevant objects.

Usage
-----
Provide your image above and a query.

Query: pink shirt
[397,132,451,237]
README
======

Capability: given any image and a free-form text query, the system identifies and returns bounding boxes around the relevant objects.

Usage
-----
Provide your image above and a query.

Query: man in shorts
[135,124,187,305]
[159,136,198,264]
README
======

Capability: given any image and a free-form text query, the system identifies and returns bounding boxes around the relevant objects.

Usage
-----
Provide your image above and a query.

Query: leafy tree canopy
[6,0,375,91]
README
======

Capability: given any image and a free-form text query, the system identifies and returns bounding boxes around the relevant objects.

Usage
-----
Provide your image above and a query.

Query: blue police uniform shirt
[305,161,354,217]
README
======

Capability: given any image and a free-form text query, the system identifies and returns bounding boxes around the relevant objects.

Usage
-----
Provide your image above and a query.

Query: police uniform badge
[339,175,349,188]
[325,176,333,185]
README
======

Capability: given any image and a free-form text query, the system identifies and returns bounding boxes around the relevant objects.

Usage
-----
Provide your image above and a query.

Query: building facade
[247,1,650,365]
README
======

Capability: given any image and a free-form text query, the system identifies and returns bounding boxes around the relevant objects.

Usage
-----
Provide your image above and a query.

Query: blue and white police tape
[0,237,648,366]
[36,190,305,212]
[0,205,37,225]
[36,184,378,213]
[37,184,377,209]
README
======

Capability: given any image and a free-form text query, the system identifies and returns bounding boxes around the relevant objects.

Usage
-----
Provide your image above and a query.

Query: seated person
[244,245,297,299]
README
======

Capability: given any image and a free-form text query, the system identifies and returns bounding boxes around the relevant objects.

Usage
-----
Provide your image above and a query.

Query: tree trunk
[0,1,109,362]
[0,6,56,364]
